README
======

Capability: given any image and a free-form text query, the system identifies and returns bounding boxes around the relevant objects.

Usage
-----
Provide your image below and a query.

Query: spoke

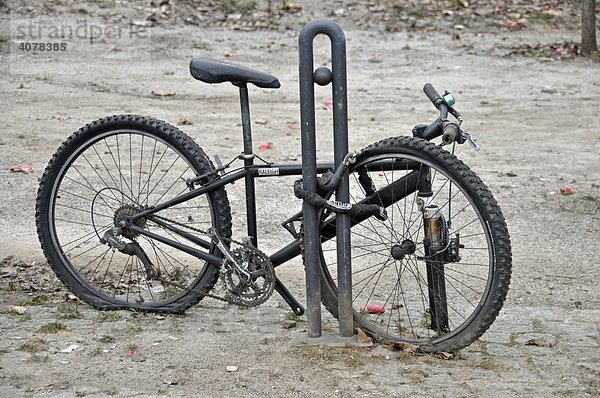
[353,257,391,302]
[129,133,134,205]
[77,246,112,274]
[98,249,117,294]
[364,255,388,306]
[69,166,120,210]
[443,270,484,298]
[443,266,487,281]
[80,153,121,203]
[380,165,411,240]
[85,248,113,287]
[107,135,136,201]
[350,258,391,277]
[60,222,113,251]
[91,144,122,199]
[143,154,180,206]
[137,135,144,201]
[55,202,113,219]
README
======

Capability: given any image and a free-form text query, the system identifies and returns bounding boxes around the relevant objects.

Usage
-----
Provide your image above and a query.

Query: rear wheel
[318,136,512,352]
[36,115,232,313]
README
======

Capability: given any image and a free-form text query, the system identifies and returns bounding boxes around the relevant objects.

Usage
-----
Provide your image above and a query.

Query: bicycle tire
[36,115,232,313]
[317,136,512,352]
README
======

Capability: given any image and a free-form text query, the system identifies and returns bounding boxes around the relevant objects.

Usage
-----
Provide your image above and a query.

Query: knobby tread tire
[36,115,232,313]
[316,136,512,352]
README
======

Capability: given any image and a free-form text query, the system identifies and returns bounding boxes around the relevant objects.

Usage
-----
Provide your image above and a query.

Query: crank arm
[208,228,251,278]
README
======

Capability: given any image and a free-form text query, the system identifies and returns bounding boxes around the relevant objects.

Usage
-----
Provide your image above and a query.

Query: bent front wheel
[318,136,512,352]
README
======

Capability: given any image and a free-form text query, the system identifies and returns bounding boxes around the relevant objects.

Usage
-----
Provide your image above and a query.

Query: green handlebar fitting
[443,93,455,107]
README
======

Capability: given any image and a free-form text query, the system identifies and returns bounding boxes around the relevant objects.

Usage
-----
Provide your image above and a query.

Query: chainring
[219,243,275,307]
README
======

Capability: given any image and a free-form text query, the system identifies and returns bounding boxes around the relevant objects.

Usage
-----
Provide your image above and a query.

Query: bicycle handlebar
[423,83,442,106]
[416,83,454,142]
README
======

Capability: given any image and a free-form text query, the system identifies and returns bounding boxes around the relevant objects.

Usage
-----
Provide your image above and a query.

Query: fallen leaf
[525,338,552,347]
[254,119,268,125]
[436,352,454,360]
[224,52,237,57]
[368,54,383,63]
[131,20,152,27]
[357,328,371,345]
[387,341,419,353]
[505,172,518,177]
[322,102,332,111]
[178,119,193,125]
[282,2,302,11]
[151,90,176,97]
[287,125,301,130]
[127,350,133,356]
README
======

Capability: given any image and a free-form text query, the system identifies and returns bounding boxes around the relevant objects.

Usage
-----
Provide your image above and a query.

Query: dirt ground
[1,0,599,396]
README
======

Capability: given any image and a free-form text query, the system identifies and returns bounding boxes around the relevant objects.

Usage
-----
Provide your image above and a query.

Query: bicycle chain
[150,214,275,306]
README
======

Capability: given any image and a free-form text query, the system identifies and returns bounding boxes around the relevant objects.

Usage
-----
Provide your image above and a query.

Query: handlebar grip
[423,83,442,106]
[442,121,460,145]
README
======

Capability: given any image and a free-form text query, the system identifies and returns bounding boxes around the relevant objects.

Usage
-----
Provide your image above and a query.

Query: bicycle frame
[127,157,424,269]
[122,74,431,317]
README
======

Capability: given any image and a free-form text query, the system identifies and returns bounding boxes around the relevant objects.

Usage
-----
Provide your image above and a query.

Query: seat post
[238,83,258,247]
[238,84,253,156]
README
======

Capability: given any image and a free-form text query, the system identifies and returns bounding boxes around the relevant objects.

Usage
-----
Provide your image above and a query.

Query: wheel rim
[319,152,496,346]
[48,129,217,307]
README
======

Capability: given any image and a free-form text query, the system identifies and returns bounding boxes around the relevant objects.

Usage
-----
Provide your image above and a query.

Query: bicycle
[36,27,512,353]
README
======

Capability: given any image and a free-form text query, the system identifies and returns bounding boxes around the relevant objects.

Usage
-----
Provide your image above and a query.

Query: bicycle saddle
[190,57,280,89]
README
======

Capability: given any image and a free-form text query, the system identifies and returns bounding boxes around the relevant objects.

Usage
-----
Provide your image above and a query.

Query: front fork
[418,168,450,333]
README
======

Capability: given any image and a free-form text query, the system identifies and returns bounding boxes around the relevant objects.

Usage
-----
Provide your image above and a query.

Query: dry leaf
[525,338,552,347]
[357,328,371,345]
[436,351,454,360]
[151,90,176,97]
[283,2,302,11]
[387,341,419,353]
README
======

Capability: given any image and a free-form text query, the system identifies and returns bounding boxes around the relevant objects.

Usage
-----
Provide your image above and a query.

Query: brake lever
[461,129,480,151]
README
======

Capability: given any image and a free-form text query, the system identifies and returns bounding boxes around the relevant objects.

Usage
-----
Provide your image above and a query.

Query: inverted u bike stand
[299,19,354,343]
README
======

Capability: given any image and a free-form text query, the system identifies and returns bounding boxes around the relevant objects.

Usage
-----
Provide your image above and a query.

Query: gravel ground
[1,1,599,396]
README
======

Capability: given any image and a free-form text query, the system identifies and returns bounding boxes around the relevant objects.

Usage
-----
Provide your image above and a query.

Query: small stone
[9,305,26,315]
[282,320,297,329]
[60,344,81,353]
[226,366,238,372]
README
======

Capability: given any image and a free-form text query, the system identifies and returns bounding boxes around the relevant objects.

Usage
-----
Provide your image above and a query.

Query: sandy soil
[1,1,599,396]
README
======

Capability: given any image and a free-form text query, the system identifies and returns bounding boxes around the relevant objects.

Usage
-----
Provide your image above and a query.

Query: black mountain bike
[36,53,511,353]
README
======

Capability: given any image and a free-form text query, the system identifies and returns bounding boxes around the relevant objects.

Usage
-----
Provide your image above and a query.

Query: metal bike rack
[299,19,353,339]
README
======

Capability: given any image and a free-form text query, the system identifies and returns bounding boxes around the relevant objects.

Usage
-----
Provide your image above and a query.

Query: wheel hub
[391,239,417,260]
[113,204,146,239]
